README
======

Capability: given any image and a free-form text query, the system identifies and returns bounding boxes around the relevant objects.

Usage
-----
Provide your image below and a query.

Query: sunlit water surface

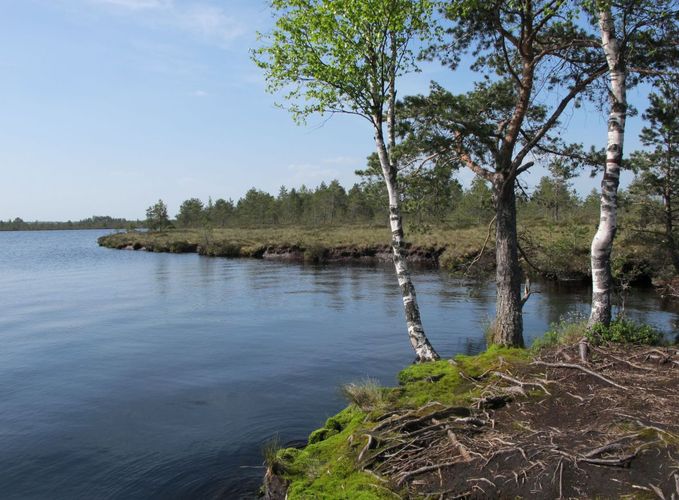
[1,230,676,499]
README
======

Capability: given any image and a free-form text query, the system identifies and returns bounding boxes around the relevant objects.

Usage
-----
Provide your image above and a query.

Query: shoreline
[100,237,445,267]
[97,227,672,289]
[261,342,679,499]
[97,228,573,280]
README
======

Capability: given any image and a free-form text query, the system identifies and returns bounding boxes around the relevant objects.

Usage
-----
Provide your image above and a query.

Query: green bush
[587,318,662,346]
[531,313,587,351]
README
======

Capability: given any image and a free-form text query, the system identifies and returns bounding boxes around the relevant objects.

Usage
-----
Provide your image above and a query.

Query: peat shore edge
[98,231,459,268]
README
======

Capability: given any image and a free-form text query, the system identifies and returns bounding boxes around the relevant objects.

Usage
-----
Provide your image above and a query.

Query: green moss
[274,347,531,498]
[273,346,536,498]
[307,427,338,444]
[396,346,528,408]
[455,345,529,375]
[275,406,398,499]
[397,360,467,407]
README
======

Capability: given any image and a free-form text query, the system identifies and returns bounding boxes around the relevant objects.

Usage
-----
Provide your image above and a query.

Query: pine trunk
[663,173,679,274]
[374,127,439,362]
[589,8,626,328]
[492,178,524,347]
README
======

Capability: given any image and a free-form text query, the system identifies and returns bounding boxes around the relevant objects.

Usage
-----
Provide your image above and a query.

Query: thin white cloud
[88,0,246,47]
[91,0,170,10]
[178,5,245,44]
[190,89,208,97]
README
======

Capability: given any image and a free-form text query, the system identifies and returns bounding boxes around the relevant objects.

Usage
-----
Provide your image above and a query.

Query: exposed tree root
[360,344,679,498]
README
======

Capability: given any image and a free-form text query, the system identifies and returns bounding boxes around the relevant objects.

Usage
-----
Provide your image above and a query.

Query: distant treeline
[0,216,141,231]
[158,174,609,230]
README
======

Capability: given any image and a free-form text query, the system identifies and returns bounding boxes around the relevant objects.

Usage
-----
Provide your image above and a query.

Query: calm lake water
[1,229,677,499]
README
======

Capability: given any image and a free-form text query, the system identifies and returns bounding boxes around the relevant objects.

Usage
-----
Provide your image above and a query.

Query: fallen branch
[358,434,374,462]
[580,453,636,467]
[591,346,654,372]
[396,461,459,486]
[531,361,628,390]
[493,371,551,395]
[648,483,666,499]
[431,418,472,463]
[583,434,637,458]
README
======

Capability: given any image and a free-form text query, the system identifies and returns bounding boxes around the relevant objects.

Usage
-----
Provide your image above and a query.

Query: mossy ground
[396,346,529,407]
[265,337,678,499]
[267,347,527,499]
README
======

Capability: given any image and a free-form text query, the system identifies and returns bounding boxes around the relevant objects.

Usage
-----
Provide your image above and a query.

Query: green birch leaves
[252,0,434,123]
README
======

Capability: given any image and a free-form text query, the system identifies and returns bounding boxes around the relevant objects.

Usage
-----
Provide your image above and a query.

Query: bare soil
[361,344,679,499]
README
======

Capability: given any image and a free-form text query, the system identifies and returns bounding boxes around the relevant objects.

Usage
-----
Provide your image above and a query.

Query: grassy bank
[98,223,666,282]
[263,327,679,499]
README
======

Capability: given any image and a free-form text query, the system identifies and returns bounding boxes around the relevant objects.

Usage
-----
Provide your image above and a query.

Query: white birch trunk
[374,124,439,362]
[589,7,626,327]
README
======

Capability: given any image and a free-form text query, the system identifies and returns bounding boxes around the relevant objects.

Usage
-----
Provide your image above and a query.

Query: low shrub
[531,313,588,350]
[587,317,662,346]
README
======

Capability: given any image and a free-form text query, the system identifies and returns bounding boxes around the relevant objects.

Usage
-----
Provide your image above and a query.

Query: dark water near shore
[1,230,677,499]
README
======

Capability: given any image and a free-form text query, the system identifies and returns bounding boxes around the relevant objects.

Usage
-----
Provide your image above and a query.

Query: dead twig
[580,453,636,467]
[493,371,551,395]
[531,361,628,390]
[396,461,459,486]
[464,215,496,276]
[648,482,666,499]
[358,434,374,462]
[591,346,655,371]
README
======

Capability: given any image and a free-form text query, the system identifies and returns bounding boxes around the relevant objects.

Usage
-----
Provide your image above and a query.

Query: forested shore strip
[0,216,141,231]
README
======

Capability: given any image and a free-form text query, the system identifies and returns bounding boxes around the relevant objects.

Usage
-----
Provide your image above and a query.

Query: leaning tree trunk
[589,7,626,328]
[374,126,439,362]
[492,176,524,347]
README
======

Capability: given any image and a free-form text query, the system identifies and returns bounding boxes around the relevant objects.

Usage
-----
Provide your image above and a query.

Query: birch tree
[587,0,678,327]
[253,0,439,361]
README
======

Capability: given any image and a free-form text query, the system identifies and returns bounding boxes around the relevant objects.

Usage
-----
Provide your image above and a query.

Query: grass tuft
[531,313,588,351]
[340,378,388,412]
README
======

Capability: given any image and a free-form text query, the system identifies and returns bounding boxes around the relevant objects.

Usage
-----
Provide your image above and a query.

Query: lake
[0,229,676,499]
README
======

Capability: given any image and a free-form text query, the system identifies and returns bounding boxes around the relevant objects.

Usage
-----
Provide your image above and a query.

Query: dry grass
[340,378,388,412]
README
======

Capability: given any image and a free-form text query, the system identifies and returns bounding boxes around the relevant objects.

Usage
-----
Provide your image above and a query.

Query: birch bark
[589,6,626,327]
[374,125,439,362]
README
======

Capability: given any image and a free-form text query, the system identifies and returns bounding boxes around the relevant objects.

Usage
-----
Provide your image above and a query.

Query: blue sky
[0,0,651,221]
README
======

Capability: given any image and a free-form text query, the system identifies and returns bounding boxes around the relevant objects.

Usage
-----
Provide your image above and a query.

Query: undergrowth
[531,313,588,351]
[532,314,664,350]
[587,317,662,346]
